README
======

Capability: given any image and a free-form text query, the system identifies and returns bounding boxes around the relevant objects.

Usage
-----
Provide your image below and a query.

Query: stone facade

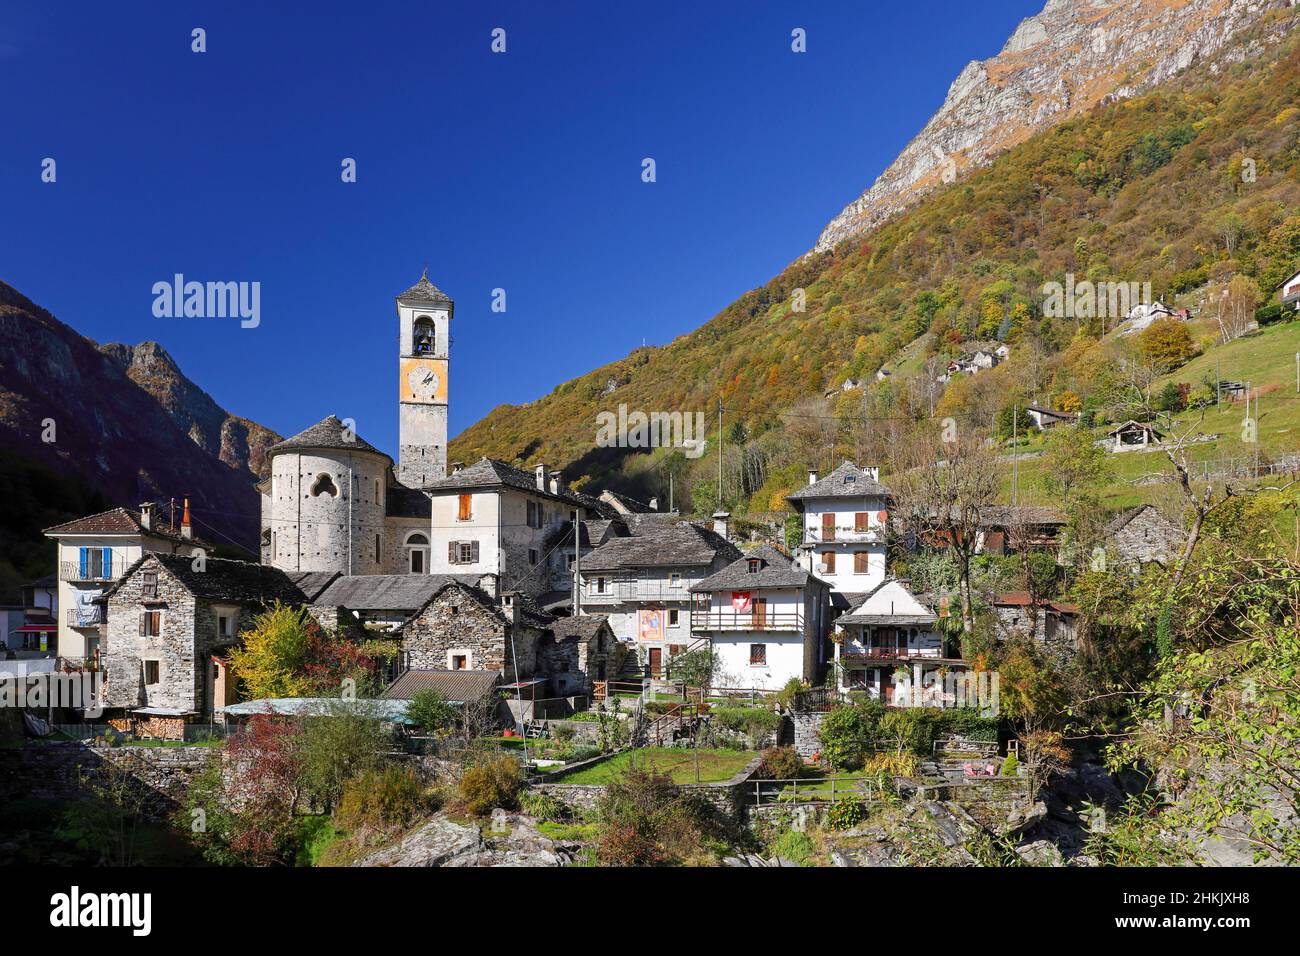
[1106,505,1185,567]
[398,582,541,677]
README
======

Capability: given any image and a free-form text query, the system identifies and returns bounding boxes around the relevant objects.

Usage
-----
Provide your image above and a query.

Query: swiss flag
[731,591,752,613]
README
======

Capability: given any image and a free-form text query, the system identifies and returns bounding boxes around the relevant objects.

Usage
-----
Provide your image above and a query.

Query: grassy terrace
[552,747,754,785]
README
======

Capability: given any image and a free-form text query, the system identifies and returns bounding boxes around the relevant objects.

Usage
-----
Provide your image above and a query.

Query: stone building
[101,553,306,728]
[538,615,623,696]
[1104,504,1185,567]
[991,592,1080,661]
[397,582,547,677]
[786,462,891,604]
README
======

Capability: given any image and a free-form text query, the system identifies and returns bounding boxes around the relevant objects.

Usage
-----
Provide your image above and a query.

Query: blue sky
[1,0,1042,455]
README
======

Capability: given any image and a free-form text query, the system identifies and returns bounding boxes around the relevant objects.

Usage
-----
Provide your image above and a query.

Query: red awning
[14,624,57,633]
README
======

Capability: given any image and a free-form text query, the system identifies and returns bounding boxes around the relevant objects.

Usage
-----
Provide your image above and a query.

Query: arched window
[310,474,338,498]
[413,316,435,355]
[405,532,430,574]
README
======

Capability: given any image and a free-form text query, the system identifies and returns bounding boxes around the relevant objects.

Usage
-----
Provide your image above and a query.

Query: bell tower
[395,269,451,488]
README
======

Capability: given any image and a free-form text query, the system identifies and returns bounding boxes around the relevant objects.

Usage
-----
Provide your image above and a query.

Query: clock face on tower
[399,357,448,404]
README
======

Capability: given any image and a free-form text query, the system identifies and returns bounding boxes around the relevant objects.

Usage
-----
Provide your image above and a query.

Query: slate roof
[978,506,1067,527]
[1103,504,1181,537]
[423,457,615,515]
[786,461,891,502]
[994,591,1080,615]
[580,520,741,571]
[692,545,813,592]
[314,573,482,612]
[105,553,307,604]
[381,669,499,703]
[285,571,341,603]
[548,614,612,642]
[396,269,453,306]
[837,579,939,627]
[43,506,213,547]
[268,415,390,460]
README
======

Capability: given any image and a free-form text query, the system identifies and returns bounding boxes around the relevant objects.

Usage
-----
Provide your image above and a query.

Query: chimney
[501,591,522,627]
[451,461,464,475]
[712,510,730,542]
[549,474,561,495]
[535,463,547,491]
[808,469,819,486]
[139,502,154,531]
[648,497,658,511]
[181,496,192,539]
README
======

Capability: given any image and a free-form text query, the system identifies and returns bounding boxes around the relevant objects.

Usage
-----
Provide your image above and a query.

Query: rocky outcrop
[355,809,577,867]
[99,341,280,481]
[0,281,274,550]
[813,0,1298,252]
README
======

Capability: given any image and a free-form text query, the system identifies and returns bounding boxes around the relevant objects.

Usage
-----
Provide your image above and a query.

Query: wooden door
[648,647,662,678]
[821,512,835,542]
[752,597,768,630]
[882,672,895,704]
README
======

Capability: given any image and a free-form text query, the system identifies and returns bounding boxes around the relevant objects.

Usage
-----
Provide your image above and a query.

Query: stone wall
[1109,507,1184,567]
[917,777,1032,829]
[0,742,214,820]
[103,561,197,712]
[790,712,826,758]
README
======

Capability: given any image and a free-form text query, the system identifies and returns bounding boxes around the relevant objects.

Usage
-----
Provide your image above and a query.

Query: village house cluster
[20,273,1190,737]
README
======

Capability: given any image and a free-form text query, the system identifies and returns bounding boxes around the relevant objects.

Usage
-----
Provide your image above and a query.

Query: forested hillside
[450,7,1300,516]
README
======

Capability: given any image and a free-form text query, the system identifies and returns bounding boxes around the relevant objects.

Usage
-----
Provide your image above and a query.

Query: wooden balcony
[690,609,804,632]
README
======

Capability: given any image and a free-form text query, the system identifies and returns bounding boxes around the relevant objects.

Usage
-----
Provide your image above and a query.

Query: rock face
[355,810,576,867]
[813,0,1297,253]
[0,281,276,550]
[98,341,279,481]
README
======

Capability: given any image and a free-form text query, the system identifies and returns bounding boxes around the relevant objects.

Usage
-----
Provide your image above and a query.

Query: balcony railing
[841,647,942,662]
[59,559,129,583]
[66,608,104,628]
[690,609,804,632]
[585,583,694,604]
[803,527,883,545]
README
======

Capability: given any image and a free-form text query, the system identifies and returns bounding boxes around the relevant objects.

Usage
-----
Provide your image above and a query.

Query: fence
[749,775,888,807]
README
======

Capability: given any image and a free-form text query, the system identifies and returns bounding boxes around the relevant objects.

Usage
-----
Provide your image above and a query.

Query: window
[854,551,871,574]
[669,572,682,587]
[457,494,473,521]
[566,555,576,570]
[413,316,435,354]
[449,541,480,564]
[144,660,160,684]
[78,547,111,579]
[822,551,836,574]
[528,548,539,566]
[595,576,607,594]
[747,559,761,574]
[141,571,158,599]
[310,474,338,497]
[217,615,230,638]
[855,512,869,533]
[526,500,543,529]
[374,480,380,504]
[375,534,381,563]
[749,644,767,666]
[448,650,471,670]
[140,610,162,637]
[668,609,679,627]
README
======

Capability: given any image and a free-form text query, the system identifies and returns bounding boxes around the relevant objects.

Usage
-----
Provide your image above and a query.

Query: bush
[769,828,815,866]
[817,702,881,770]
[1000,753,1020,777]
[595,770,720,866]
[519,790,569,823]
[713,706,783,748]
[407,688,457,735]
[862,752,919,776]
[775,677,805,711]
[335,765,429,835]
[454,756,523,817]
[760,746,804,780]
[825,797,867,832]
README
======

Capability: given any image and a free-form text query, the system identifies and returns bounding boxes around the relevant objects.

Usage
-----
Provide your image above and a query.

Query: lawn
[553,747,754,785]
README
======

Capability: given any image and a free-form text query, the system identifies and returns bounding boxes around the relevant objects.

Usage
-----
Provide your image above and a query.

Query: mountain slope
[98,341,280,480]
[814,0,1295,252]
[449,7,1300,510]
[0,281,275,551]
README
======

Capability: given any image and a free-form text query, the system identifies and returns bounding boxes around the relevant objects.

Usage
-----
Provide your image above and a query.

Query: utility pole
[717,398,723,510]
[1012,406,1018,507]
[1295,352,1298,394]
[572,508,582,615]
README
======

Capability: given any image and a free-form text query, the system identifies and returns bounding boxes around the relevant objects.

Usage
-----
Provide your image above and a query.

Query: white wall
[712,632,804,689]
[798,496,888,593]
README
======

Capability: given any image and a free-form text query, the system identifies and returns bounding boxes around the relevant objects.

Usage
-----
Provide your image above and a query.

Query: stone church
[258,272,613,597]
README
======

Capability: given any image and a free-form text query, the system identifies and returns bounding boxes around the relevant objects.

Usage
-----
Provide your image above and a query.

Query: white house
[785,462,890,601]
[689,544,830,690]
[1280,268,1300,311]
[43,502,207,664]
[1025,405,1078,430]
[832,579,969,707]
